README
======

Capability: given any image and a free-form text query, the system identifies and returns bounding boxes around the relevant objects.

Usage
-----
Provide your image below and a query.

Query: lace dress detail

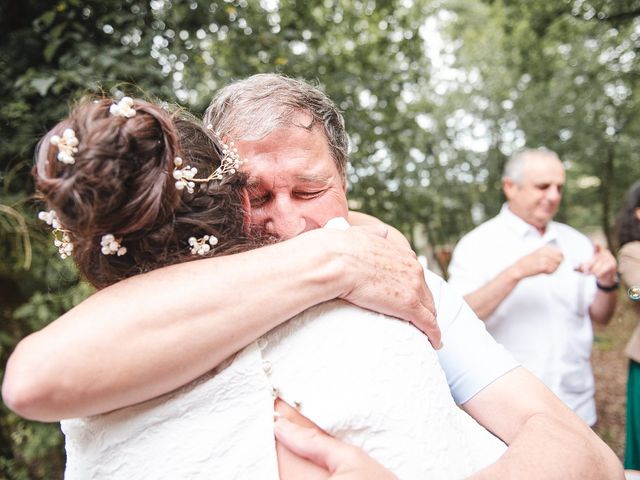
[63,302,505,479]
[262,300,506,479]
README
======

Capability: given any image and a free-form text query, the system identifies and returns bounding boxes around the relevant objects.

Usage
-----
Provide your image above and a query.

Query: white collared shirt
[448,205,598,425]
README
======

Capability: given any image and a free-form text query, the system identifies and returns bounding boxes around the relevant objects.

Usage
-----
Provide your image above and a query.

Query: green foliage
[444,0,640,243]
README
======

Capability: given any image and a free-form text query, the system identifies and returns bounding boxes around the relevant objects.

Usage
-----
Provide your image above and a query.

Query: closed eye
[295,190,324,199]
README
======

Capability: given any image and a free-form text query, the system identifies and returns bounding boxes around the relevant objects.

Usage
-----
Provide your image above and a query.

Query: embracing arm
[2,225,438,421]
[269,370,623,480]
[462,367,623,479]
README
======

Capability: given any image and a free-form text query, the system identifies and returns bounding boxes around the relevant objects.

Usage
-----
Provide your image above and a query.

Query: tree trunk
[601,143,615,250]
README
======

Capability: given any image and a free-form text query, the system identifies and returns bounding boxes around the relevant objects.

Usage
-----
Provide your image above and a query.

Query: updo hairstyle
[34,98,255,289]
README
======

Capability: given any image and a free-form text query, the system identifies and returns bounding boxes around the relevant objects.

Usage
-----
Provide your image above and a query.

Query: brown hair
[618,181,640,247]
[34,98,258,289]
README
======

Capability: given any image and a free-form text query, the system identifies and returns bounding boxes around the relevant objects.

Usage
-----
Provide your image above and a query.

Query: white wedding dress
[62,299,506,480]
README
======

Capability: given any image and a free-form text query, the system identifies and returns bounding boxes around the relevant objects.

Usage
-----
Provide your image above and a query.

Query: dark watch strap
[596,280,619,292]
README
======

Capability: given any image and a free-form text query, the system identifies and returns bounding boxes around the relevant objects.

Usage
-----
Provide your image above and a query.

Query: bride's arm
[2,224,439,421]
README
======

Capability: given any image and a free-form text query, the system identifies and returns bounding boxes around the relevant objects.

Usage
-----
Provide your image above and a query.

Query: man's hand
[328,225,441,349]
[576,242,618,287]
[274,417,398,480]
[464,245,564,319]
[512,245,564,279]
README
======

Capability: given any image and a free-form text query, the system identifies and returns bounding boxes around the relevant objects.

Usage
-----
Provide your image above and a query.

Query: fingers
[413,286,441,349]
[593,242,603,254]
[591,254,617,282]
[334,226,441,348]
[578,245,617,281]
[518,245,563,276]
[399,303,441,349]
[541,245,564,264]
[274,417,345,473]
[380,257,441,348]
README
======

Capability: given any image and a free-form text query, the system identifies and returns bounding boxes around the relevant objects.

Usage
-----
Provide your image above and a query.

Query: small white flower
[100,234,127,256]
[109,96,136,118]
[189,234,219,255]
[173,157,198,193]
[210,134,245,181]
[51,230,73,259]
[38,209,61,229]
[50,128,79,164]
[38,209,73,259]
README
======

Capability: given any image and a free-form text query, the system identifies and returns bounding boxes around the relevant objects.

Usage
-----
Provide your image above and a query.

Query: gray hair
[503,148,561,184]
[203,74,349,178]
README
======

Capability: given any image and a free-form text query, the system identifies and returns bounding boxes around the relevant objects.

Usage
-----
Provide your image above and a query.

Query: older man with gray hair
[448,148,618,426]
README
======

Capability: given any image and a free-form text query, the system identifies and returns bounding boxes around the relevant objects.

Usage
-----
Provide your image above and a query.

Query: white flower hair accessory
[109,96,137,118]
[173,157,197,194]
[171,126,246,196]
[38,210,74,259]
[50,128,79,165]
[54,231,74,259]
[206,124,245,180]
[100,234,127,256]
[38,209,61,229]
[188,234,218,255]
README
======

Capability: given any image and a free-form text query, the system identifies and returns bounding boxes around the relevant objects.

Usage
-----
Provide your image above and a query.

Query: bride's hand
[313,224,441,349]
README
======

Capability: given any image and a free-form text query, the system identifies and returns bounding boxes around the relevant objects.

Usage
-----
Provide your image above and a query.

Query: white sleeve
[426,271,519,404]
[447,235,487,297]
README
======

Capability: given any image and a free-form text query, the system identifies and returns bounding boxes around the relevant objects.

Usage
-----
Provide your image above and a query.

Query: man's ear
[634,207,640,221]
[502,177,517,200]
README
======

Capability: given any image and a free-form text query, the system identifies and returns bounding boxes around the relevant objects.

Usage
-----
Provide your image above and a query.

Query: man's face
[503,154,565,232]
[236,117,348,239]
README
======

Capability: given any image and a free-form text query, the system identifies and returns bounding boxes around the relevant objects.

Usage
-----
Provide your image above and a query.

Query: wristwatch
[596,279,619,292]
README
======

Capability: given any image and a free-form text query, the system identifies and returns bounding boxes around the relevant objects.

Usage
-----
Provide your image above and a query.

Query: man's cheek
[248,210,268,227]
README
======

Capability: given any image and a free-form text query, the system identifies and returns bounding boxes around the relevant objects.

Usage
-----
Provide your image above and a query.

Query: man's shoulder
[455,215,503,247]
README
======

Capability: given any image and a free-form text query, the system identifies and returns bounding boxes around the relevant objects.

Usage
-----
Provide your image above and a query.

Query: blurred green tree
[443,0,640,246]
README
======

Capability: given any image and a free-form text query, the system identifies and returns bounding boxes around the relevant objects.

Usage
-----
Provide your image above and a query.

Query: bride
[30,96,507,479]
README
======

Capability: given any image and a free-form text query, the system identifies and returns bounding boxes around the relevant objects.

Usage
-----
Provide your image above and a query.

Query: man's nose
[265,214,307,239]
[264,198,308,239]
[547,185,562,202]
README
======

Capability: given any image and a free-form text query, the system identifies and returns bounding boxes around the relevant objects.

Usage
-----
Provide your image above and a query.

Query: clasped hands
[513,242,617,287]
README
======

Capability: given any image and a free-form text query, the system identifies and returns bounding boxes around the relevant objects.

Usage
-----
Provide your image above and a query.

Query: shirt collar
[499,204,558,243]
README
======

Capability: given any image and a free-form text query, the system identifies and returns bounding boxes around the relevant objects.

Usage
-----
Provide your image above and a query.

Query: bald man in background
[448,148,618,426]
